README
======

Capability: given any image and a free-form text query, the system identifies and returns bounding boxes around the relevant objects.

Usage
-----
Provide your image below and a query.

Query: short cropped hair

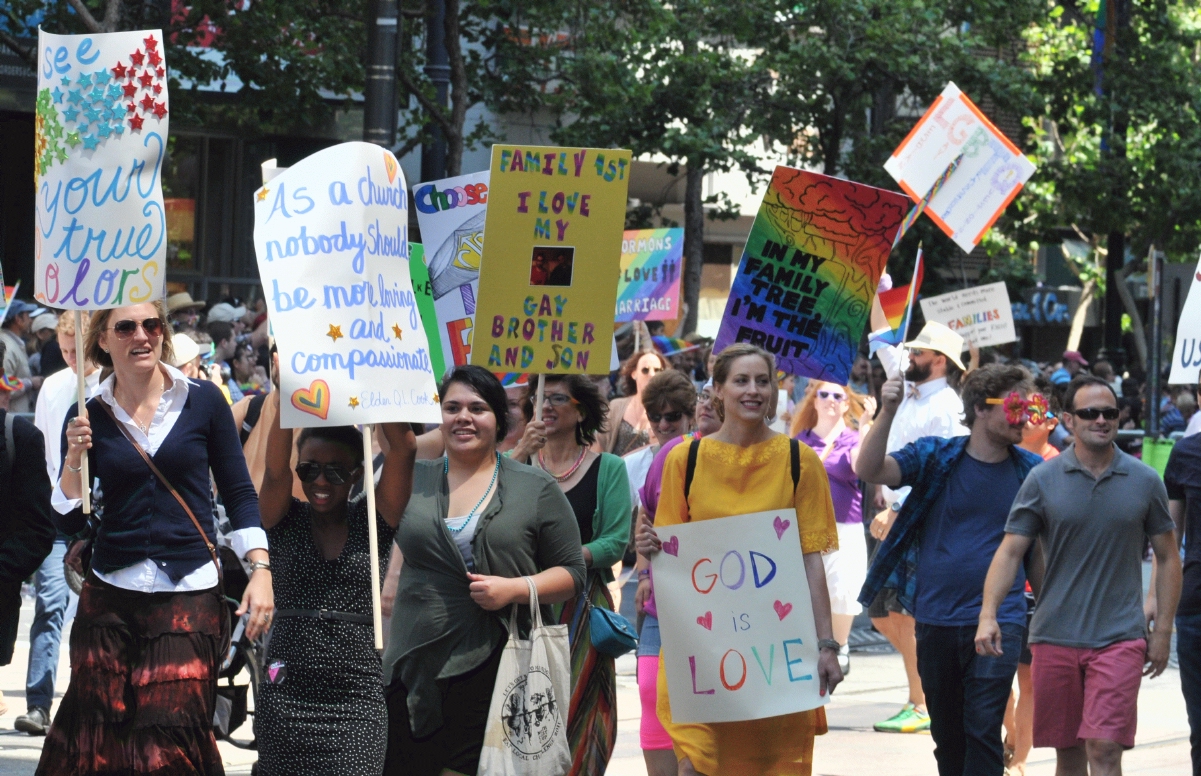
[1063,374,1119,412]
[960,364,1034,428]
[641,369,697,417]
[297,426,365,465]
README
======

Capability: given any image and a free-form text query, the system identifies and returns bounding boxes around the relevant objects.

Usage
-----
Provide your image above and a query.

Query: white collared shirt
[52,363,268,593]
[35,367,102,482]
[877,344,969,506]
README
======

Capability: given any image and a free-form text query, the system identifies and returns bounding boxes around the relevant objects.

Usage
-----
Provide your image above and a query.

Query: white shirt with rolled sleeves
[51,363,268,593]
[875,340,969,507]
[34,367,102,482]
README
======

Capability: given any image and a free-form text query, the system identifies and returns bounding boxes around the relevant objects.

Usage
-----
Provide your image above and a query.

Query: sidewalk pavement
[0,597,1190,775]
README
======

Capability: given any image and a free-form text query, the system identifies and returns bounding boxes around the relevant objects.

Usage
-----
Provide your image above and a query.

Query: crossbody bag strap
[96,401,222,578]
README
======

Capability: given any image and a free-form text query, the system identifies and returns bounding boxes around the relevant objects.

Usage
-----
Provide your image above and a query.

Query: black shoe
[15,707,49,735]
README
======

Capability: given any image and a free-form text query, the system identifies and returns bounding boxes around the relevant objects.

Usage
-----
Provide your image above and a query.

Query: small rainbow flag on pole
[870,247,924,355]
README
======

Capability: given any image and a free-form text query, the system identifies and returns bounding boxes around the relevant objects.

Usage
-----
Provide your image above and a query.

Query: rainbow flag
[714,167,910,383]
[870,248,924,354]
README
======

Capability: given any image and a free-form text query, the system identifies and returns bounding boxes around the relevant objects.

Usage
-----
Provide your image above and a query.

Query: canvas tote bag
[478,576,572,776]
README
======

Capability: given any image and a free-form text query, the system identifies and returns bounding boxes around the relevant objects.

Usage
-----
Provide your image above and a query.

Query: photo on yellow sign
[471,144,632,375]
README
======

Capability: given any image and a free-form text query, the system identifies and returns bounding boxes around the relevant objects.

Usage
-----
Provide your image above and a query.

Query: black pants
[384,644,504,776]
[916,622,1022,776]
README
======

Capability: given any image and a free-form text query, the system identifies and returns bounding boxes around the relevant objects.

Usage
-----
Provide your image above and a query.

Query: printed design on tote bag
[499,666,562,758]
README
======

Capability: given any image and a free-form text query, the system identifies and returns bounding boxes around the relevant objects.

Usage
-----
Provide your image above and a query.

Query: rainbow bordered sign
[615,228,683,322]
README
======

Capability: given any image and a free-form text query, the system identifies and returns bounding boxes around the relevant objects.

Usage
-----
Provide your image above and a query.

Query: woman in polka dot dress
[254,388,417,775]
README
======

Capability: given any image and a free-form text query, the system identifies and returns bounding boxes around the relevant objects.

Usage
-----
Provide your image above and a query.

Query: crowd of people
[0,288,1193,776]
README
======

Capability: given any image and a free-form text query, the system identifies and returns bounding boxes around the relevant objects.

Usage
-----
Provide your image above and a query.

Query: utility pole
[1147,245,1163,437]
[1100,0,1130,371]
[363,0,399,148]
[421,0,450,182]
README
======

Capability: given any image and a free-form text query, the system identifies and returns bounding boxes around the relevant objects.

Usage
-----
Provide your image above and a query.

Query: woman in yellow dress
[636,343,843,776]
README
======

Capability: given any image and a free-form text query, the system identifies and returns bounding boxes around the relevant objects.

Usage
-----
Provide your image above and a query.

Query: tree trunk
[1067,277,1096,352]
[1114,263,1147,371]
[681,164,705,336]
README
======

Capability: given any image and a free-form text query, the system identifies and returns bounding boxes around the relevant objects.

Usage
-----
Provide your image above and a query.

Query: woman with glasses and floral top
[254,373,417,775]
[599,350,670,456]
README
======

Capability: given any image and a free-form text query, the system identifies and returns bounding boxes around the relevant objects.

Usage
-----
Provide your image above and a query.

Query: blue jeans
[25,540,76,711]
[1178,612,1201,776]
[916,621,1023,776]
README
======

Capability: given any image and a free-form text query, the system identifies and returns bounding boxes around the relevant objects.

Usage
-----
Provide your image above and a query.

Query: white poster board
[34,28,169,309]
[412,171,488,368]
[254,141,441,428]
[884,83,1035,254]
[651,510,826,724]
[919,281,1016,349]
[1169,255,1201,385]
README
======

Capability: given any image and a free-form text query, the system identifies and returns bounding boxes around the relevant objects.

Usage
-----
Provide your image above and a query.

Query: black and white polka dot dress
[255,498,396,775]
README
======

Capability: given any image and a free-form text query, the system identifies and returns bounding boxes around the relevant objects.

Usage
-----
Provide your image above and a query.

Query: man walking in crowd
[206,320,244,402]
[1,300,47,413]
[866,315,969,734]
[16,312,101,735]
[856,364,1043,775]
[978,375,1181,776]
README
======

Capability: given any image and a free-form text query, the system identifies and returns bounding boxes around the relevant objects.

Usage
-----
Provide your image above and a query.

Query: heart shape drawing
[697,612,713,630]
[291,379,331,420]
[774,600,793,620]
[384,151,399,184]
[773,516,791,540]
[662,536,679,556]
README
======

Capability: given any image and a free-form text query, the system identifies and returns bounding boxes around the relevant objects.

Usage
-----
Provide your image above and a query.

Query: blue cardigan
[58,378,261,581]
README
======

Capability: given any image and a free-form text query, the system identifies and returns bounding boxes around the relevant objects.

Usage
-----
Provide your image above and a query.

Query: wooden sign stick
[363,425,383,650]
[74,311,91,514]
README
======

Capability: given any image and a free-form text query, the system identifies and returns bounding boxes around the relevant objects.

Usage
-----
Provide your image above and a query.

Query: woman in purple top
[791,380,875,674]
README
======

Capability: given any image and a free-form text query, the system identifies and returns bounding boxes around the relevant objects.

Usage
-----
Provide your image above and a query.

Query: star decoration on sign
[139,94,155,112]
[60,76,71,87]
[112,62,127,79]
[433,394,439,403]
[128,114,144,130]
[130,50,145,66]
[256,187,269,201]
[123,82,138,98]
[52,87,63,104]
[138,71,154,88]
[148,50,162,67]
[66,131,81,148]
[327,324,343,342]
[63,106,80,123]
[77,73,93,88]
[392,324,403,340]
[348,397,360,409]
[152,102,168,119]
[82,134,99,150]
[144,35,158,50]
[155,66,165,78]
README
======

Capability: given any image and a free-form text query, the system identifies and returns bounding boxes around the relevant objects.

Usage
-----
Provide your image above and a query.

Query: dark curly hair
[523,374,609,446]
[440,365,510,441]
[960,364,1034,428]
[296,426,364,465]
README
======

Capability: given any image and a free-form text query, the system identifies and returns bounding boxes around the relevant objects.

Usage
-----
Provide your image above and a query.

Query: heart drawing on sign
[697,612,713,630]
[773,516,791,540]
[774,600,793,620]
[291,379,331,421]
[662,536,679,556]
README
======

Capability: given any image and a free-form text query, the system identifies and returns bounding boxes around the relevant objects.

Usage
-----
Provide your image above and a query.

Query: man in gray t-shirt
[976,376,1180,776]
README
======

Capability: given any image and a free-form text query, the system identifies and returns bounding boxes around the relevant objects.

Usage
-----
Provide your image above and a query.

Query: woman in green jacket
[517,374,632,776]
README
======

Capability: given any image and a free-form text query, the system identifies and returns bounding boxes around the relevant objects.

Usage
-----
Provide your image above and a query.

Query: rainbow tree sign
[615,228,683,322]
[714,168,909,383]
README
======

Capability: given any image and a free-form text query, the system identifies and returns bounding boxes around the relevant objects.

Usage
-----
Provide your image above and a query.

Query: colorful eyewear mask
[986,392,1050,425]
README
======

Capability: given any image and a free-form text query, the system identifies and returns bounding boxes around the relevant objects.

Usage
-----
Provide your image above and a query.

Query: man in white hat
[166,292,205,334]
[864,315,969,734]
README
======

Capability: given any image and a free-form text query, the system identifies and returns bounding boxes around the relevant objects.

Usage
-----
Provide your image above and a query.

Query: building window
[162,135,200,272]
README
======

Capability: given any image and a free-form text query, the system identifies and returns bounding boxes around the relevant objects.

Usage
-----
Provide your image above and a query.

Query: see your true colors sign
[253,141,441,428]
[652,510,827,724]
[471,144,632,375]
[35,28,170,309]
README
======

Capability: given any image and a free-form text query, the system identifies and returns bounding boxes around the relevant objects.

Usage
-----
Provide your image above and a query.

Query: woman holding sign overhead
[637,343,842,776]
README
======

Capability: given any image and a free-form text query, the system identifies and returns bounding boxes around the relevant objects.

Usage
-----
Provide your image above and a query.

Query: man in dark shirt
[1164,432,1201,775]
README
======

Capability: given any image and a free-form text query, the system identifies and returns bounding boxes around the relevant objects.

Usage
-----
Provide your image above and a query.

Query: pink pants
[638,656,674,750]
[1030,639,1145,749]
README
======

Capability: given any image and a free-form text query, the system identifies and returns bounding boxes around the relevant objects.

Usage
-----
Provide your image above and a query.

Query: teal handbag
[587,601,638,658]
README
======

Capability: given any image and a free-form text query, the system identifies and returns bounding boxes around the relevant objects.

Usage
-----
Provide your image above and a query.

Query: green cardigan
[586,452,633,583]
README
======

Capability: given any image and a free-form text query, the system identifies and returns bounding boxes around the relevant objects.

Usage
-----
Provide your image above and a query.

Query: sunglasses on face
[817,390,846,401]
[1072,407,1120,421]
[648,410,684,424]
[640,366,662,375]
[986,392,1050,425]
[542,393,577,407]
[110,318,165,339]
[295,462,361,485]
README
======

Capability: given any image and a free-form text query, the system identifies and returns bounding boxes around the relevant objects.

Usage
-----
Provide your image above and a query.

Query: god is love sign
[652,510,826,724]
[34,29,170,309]
[472,144,632,375]
[253,142,441,428]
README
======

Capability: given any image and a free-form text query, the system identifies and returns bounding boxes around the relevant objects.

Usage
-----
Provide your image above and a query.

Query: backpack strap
[683,438,701,501]
[4,411,13,479]
[790,438,800,492]
[240,393,267,445]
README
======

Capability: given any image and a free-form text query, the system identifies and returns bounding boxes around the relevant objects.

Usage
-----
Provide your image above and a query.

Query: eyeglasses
[542,393,578,407]
[817,390,846,401]
[1072,407,1120,421]
[648,410,684,424]
[295,462,362,485]
[986,392,1050,425]
[109,318,164,339]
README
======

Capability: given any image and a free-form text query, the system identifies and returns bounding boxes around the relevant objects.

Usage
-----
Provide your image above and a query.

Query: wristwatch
[818,638,841,653]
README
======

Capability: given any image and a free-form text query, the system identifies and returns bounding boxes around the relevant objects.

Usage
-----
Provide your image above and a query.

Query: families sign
[652,510,826,724]
[34,29,169,309]
[714,168,909,384]
[253,142,441,428]
[412,171,488,367]
[884,82,1035,254]
[615,228,683,322]
[919,281,1016,349]
[472,144,631,374]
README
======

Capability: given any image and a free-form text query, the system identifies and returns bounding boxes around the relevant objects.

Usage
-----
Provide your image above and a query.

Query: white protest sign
[1169,255,1201,385]
[254,142,441,428]
[651,510,826,724]
[34,28,169,309]
[885,83,1035,254]
[919,281,1016,349]
[412,171,488,368]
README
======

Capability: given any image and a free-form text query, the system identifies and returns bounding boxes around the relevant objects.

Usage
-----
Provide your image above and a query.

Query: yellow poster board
[471,144,632,374]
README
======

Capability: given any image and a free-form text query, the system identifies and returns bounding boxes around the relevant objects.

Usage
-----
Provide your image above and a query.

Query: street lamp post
[421,0,450,182]
[364,0,399,148]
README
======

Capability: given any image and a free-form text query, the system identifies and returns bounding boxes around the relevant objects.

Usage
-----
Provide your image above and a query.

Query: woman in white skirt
[791,380,875,674]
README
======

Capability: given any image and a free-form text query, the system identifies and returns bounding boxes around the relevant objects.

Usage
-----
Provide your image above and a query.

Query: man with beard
[865,320,968,733]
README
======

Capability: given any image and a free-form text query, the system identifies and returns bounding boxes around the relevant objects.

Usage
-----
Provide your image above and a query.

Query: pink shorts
[1030,639,1145,749]
[638,656,673,750]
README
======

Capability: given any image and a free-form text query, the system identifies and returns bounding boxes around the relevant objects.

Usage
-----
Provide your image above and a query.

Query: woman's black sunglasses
[110,318,165,339]
[648,411,684,424]
[295,462,361,484]
[1071,407,1120,421]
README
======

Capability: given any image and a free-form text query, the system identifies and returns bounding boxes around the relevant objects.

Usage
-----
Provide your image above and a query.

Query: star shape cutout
[52,87,63,104]
[147,49,162,67]
[55,147,68,164]
[392,324,403,340]
[152,84,162,95]
[84,107,101,123]
[123,82,138,98]
[97,124,112,139]
[62,107,79,125]
[77,73,93,88]
[67,90,82,105]
[155,66,165,78]
[126,101,137,114]
[107,84,122,100]
[128,114,144,130]
[75,119,90,133]
[256,187,269,201]
[82,134,99,150]
[138,71,154,88]
[112,124,124,136]
[348,396,359,409]
[60,76,71,87]
[93,68,109,84]
[88,87,104,103]
[326,324,343,342]
[66,131,81,148]
[112,62,127,79]
[130,50,145,66]
[140,94,156,112]
[432,394,439,403]
[144,35,158,50]
[152,102,168,119]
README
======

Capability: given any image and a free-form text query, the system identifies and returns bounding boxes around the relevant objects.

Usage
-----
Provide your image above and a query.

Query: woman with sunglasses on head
[383,365,585,776]
[790,381,877,676]
[599,350,670,456]
[254,376,416,775]
[514,373,632,776]
[40,302,272,776]
[637,343,842,776]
